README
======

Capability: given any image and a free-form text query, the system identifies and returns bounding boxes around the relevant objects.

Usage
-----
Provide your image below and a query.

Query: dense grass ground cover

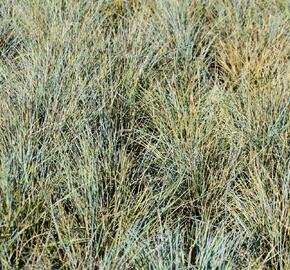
[0,0,289,269]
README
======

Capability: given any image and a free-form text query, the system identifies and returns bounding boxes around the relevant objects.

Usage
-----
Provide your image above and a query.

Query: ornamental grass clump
[0,0,289,269]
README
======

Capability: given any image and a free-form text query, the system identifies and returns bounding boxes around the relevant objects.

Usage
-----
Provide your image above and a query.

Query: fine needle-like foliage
[0,0,289,269]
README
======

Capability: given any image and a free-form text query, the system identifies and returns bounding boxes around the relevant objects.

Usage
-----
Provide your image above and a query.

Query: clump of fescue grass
[0,0,289,269]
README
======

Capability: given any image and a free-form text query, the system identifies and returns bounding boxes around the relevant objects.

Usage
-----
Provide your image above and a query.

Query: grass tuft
[0,0,289,269]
